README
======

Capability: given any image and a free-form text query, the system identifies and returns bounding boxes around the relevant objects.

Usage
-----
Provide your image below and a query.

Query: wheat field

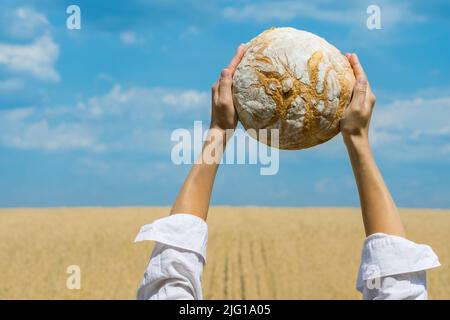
[0,207,448,299]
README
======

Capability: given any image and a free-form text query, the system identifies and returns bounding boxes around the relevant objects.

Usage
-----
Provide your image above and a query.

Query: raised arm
[341,53,405,237]
[135,45,244,300]
[170,44,245,221]
[342,53,440,299]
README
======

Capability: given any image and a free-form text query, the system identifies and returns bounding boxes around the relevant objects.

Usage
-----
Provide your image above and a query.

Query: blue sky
[0,0,449,208]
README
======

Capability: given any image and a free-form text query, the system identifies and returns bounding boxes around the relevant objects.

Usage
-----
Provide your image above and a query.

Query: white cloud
[223,0,425,27]
[179,26,200,40]
[375,2,426,27]
[0,118,104,152]
[374,97,450,131]
[78,85,208,119]
[162,90,209,108]
[119,31,138,45]
[280,91,450,164]
[96,72,115,84]
[441,145,450,154]
[0,85,209,152]
[0,7,59,83]
[1,106,35,121]
[0,78,23,93]
[0,33,60,82]
[6,81,447,163]
[224,1,354,24]
[371,95,450,161]
[1,6,49,39]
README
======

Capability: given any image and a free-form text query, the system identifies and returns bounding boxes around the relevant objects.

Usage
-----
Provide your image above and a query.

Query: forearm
[170,128,228,221]
[344,135,405,237]
[137,131,224,298]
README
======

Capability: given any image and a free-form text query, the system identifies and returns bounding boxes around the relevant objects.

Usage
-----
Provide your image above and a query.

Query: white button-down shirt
[135,213,440,300]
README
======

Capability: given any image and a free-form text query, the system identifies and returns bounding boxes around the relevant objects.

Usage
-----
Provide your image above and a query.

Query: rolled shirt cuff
[134,213,208,263]
[356,233,440,292]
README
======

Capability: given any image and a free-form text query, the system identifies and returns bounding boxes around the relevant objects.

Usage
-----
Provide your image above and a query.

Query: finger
[217,45,245,104]
[218,67,233,103]
[351,53,375,105]
[352,75,368,108]
[349,53,367,82]
[211,80,219,105]
[227,44,245,74]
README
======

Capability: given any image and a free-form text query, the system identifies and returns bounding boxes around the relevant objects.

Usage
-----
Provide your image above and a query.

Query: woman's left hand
[210,44,245,133]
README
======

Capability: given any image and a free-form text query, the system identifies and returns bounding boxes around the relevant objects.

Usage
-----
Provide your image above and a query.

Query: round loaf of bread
[232,27,355,150]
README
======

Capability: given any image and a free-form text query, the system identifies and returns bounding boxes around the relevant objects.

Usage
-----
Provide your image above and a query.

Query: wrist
[205,127,227,147]
[208,124,235,143]
[198,127,229,165]
[343,133,372,156]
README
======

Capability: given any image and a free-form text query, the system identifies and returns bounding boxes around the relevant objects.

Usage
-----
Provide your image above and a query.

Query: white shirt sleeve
[356,233,440,300]
[134,214,208,300]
